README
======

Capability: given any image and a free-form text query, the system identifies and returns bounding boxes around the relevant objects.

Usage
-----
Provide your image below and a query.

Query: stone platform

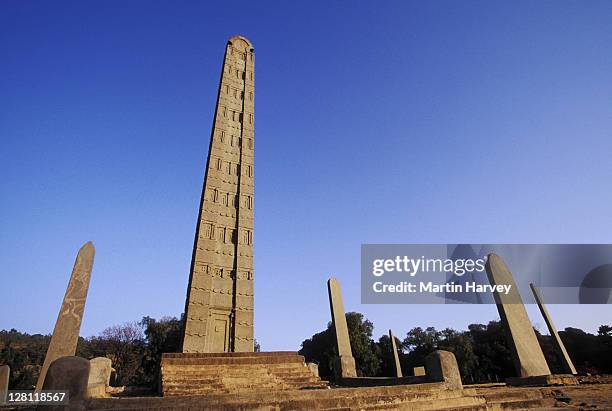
[83,382,576,410]
[506,373,579,387]
[160,351,328,396]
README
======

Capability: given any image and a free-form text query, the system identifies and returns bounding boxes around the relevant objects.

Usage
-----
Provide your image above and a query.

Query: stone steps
[85,381,574,411]
[467,386,558,410]
[160,351,328,396]
[88,383,479,410]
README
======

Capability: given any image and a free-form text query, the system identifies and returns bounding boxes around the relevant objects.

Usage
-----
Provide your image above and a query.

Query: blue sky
[1,1,611,351]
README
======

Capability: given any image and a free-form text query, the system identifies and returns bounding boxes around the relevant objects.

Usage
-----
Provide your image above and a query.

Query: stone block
[425,350,462,390]
[87,357,112,398]
[413,366,426,376]
[42,356,90,409]
[306,362,319,379]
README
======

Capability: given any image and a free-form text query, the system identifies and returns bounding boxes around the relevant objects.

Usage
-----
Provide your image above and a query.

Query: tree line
[298,312,612,382]
[1,313,610,389]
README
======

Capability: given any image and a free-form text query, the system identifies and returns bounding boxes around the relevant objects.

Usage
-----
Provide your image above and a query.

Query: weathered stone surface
[425,350,462,390]
[530,283,577,375]
[0,365,8,404]
[182,35,255,354]
[506,373,579,386]
[87,357,112,398]
[389,329,402,378]
[36,242,95,391]
[327,278,357,379]
[88,381,487,410]
[160,352,327,396]
[42,356,90,408]
[306,362,319,379]
[413,366,426,376]
[485,253,551,378]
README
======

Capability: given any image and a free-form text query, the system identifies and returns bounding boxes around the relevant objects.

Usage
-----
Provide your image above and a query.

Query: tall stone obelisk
[182,36,255,353]
[36,242,95,391]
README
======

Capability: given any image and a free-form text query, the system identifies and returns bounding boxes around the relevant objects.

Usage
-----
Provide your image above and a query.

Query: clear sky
[1,1,611,351]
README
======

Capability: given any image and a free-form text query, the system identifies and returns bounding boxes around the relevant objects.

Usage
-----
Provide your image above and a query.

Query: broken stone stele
[160,36,327,396]
[87,357,113,398]
[530,283,577,375]
[327,277,358,379]
[36,241,95,391]
[389,329,403,378]
[425,350,463,390]
[485,253,551,378]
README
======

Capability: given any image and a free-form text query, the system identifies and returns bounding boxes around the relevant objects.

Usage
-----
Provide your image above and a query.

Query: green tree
[140,316,183,386]
[299,312,380,379]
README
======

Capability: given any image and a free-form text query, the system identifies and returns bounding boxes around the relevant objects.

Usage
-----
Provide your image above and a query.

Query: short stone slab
[87,357,112,398]
[413,366,426,376]
[506,374,579,387]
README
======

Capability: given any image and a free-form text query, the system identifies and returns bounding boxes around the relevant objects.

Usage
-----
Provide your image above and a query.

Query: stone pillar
[530,283,577,375]
[327,278,357,378]
[388,329,402,378]
[42,356,90,410]
[182,36,255,354]
[425,350,462,389]
[485,253,550,377]
[36,242,95,391]
[87,357,112,397]
[0,365,9,404]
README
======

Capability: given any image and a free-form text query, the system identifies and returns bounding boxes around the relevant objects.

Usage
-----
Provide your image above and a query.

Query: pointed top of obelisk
[228,35,254,50]
[79,241,95,257]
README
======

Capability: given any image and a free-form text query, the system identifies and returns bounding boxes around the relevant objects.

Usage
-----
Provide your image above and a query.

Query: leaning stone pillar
[327,278,357,378]
[36,242,95,391]
[0,365,9,404]
[485,253,550,377]
[389,329,403,378]
[530,283,577,374]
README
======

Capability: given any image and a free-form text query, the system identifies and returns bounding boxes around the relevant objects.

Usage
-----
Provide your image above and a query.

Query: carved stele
[182,36,255,353]
[389,329,403,378]
[530,283,577,374]
[327,278,357,378]
[36,242,95,391]
[485,253,550,377]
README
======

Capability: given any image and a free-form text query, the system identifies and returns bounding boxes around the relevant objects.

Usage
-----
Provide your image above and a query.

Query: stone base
[506,374,579,387]
[333,355,357,379]
[88,381,486,410]
[338,376,428,387]
[160,351,328,396]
